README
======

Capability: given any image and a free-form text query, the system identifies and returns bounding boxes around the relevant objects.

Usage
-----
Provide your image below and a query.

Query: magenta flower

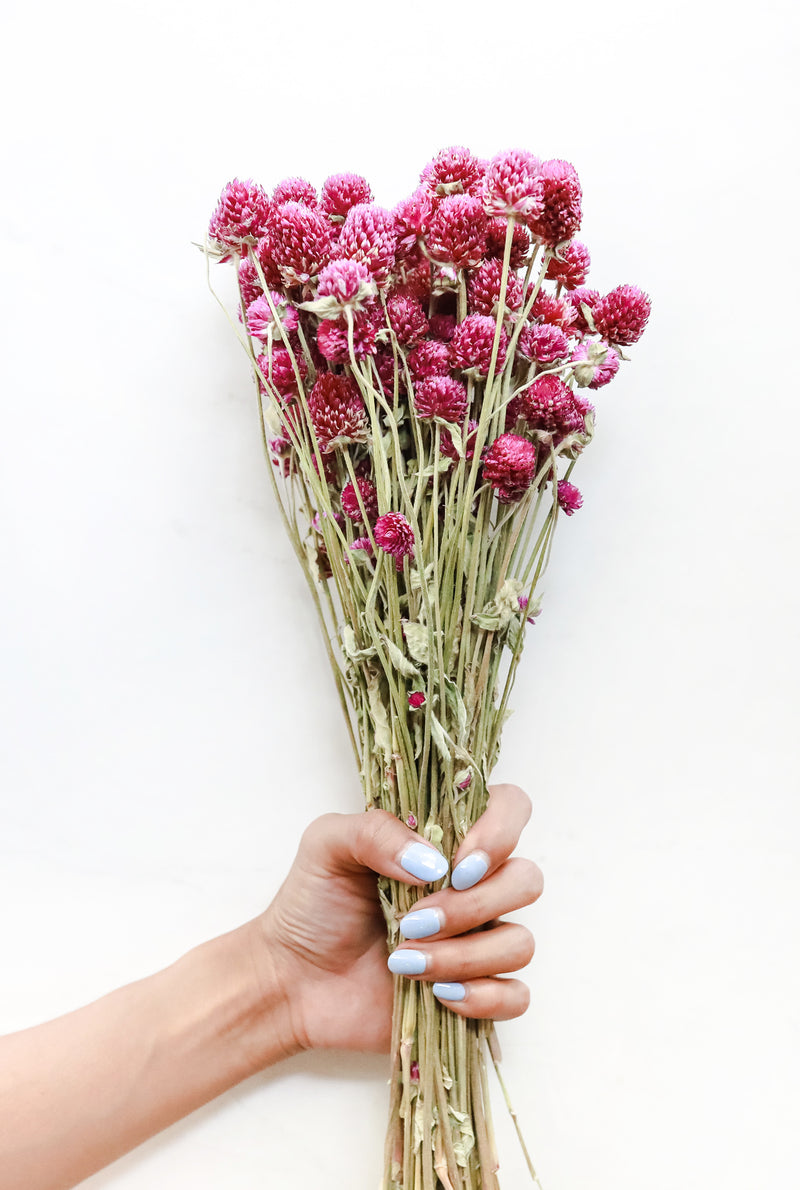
[320,173,373,220]
[420,146,485,196]
[256,347,306,398]
[517,322,572,364]
[314,258,377,317]
[483,149,545,221]
[407,340,451,379]
[237,256,263,307]
[568,286,601,334]
[386,292,430,347]
[394,189,436,255]
[341,477,379,523]
[506,375,591,440]
[450,314,508,379]
[468,257,524,317]
[208,179,272,257]
[546,241,591,290]
[374,512,415,559]
[592,285,651,345]
[408,691,426,709]
[482,433,538,503]
[317,311,379,362]
[429,313,457,342]
[485,217,531,269]
[440,419,478,462]
[426,194,488,270]
[571,341,620,388]
[557,480,583,515]
[272,177,317,206]
[527,159,583,247]
[245,292,299,340]
[308,373,368,452]
[270,202,333,287]
[413,376,469,424]
[349,535,374,556]
[530,291,578,331]
[338,203,398,287]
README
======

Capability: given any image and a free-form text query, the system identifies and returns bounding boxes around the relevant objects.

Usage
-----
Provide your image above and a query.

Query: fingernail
[399,907,444,939]
[451,850,490,892]
[433,982,466,1002]
[387,949,428,976]
[400,841,448,883]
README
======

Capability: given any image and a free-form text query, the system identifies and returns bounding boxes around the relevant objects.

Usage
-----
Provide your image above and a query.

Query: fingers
[451,782,532,891]
[431,977,531,1021]
[398,857,543,941]
[388,921,534,981]
[299,809,448,888]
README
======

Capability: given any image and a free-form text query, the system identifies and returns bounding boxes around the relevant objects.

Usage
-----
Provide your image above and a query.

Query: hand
[254,782,543,1055]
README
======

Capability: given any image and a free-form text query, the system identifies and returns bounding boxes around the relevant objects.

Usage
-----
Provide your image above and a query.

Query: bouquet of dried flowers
[203,146,650,1189]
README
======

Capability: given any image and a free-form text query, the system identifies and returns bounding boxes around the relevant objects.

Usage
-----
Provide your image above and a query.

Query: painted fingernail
[400,841,448,883]
[399,907,444,939]
[433,982,466,1002]
[387,949,428,976]
[451,850,490,891]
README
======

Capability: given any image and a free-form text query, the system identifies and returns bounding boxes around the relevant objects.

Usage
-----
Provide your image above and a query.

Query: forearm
[0,920,296,1190]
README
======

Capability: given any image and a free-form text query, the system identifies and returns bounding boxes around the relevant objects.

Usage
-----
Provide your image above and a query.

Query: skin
[0,783,542,1190]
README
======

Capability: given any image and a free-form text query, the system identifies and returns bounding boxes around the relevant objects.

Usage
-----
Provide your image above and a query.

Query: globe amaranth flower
[506,374,591,440]
[440,418,479,462]
[468,257,524,318]
[527,159,583,247]
[426,194,488,269]
[349,535,374,556]
[413,375,469,424]
[407,340,451,379]
[591,285,651,345]
[320,173,373,221]
[482,433,538,502]
[531,291,578,331]
[408,691,426,709]
[420,146,485,196]
[272,177,317,206]
[450,313,508,379]
[307,372,368,452]
[483,149,545,221]
[209,179,273,259]
[485,217,531,269]
[374,512,415,559]
[546,241,591,290]
[571,341,620,388]
[316,311,379,362]
[386,292,429,347]
[341,477,379,522]
[257,346,307,398]
[310,258,377,317]
[517,322,572,364]
[393,189,436,255]
[270,202,333,287]
[568,286,601,334]
[337,203,398,287]
[246,292,299,340]
[429,313,457,342]
[557,480,583,515]
[237,256,263,307]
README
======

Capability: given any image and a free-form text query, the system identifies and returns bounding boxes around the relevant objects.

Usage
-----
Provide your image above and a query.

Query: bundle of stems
[204,147,650,1188]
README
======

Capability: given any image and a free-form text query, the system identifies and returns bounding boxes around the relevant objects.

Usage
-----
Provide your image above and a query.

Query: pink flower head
[349,535,374,556]
[483,149,545,221]
[374,511,415,559]
[407,340,451,379]
[571,341,620,388]
[420,146,485,196]
[457,772,472,791]
[406,813,418,828]
[408,691,426,709]
[272,177,317,206]
[237,256,263,307]
[485,218,531,269]
[393,189,436,255]
[316,310,379,362]
[482,433,538,503]
[246,292,299,340]
[429,313,457,342]
[507,374,591,440]
[557,480,583,515]
[316,258,377,312]
[527,159,583,247]
[468,257,524,318]
[271,202,333,287]
[531,291,578,331]
[413,375,469,423]
[307,372,368,452]
[394,249,432,303]
[450,313,508,379]
[386,292,429,347]
[320,173,373,221]
[208,179,273,258]
[341,477,379,522]
[517,322,572,364]
[546,241,591,290]
[440,418,478,461]
[409,1059,421,1083]
[592,285,651,345]
[257,347,306,398]
[426,194,488,270]
[338,204,398,287]
[251,235,283,289]
[568,287,601,335]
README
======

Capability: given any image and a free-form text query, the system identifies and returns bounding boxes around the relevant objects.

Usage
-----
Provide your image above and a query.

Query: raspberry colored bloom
[420,146,485,196]
[307,372,368,451]
[374,512,415,559]
[386,292,429,347]
[429,313,457,342]
[485,217,531,269]
[557,480,583,515]
[237,256,263,307]
[568,286,601,334]
[517,322,572,364]
[506,374,591,439]
[257,347,306,398]
[272,177,317,206]
[320,173,373,220]
[407,340,451,379]
[350,535,374,556]
[450,314,508,378]
[527,159,583,247]
[341,477,379,522]
[483,433,538,502]
[468,257,524,317]
[316,311,379,362]
[393,189,436,254]
[426,194,488,269]
[408,691,426,708]
[591,285,651,345]
[251,235,283,289]
[209,179,272,257]
[483,149,545,220]
[394,249,432,303]
[440,419,478,461]
[246,292,299,339]
[571,341,620,388]
[406,813,418,828]
[338,204,398,287]
[270,202,333,287]
[546,241,591,290]
[413,375,469,423]
[531,291,578,331]
[316,258,377,312]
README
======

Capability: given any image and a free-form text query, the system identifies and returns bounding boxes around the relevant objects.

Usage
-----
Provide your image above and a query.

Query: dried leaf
[382,635,420,678]
[366,668,392,763]
[443,675,468,747]
[342,623,378,661]
[402,619,430,666]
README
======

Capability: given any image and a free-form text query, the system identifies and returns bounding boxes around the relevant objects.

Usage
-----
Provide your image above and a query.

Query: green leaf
[382,635,420,678]
[438,419,463,457]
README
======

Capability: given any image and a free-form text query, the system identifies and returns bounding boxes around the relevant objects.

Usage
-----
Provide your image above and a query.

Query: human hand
[252,783,543,1056]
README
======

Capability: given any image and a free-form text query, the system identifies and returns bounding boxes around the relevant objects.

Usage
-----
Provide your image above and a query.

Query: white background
[1,1,798,1186]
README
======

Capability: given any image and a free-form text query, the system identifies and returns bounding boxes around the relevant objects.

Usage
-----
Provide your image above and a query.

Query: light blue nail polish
[399,907,443,939]
[400,841,448,883]
[451,850,489,891]
[387,949,427,976]
[433,982,466,1002]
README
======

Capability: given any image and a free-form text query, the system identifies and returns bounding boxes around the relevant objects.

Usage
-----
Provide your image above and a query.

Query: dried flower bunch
[205,145,650,1190]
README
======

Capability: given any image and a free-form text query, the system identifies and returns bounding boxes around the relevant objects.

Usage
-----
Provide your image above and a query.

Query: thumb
[299,809,449,886]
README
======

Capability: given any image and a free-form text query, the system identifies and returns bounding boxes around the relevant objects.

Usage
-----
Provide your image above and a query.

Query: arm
[0,784,541,1190]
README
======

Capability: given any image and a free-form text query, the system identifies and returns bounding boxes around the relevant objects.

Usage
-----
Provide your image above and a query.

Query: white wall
[1,1,798,1186]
